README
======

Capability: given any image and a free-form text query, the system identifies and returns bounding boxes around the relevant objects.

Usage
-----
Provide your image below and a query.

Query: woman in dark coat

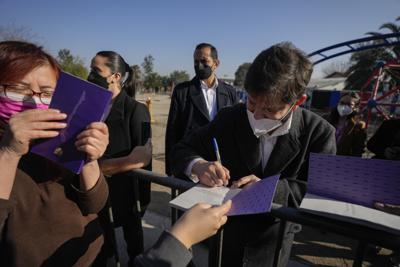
[88,51,152,267]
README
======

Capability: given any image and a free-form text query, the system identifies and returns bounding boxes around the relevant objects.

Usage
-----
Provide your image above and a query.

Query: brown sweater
[0,154,108,267]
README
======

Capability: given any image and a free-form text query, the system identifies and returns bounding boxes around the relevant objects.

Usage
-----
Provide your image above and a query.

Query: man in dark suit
[171,42,336,267]
[165,43,238,175]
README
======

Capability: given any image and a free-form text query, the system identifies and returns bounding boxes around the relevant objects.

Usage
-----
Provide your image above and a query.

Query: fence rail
[129,169,400,267]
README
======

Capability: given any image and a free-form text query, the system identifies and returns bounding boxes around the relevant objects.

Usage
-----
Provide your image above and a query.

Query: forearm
[99,156,144,176]
[80,160,101,191]
[76,172,109,215]
[0,148,20,199]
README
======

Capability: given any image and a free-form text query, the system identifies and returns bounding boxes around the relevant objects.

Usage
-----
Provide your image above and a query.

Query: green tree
[57,49,88,79]
[161,75,170,88]
[346,16,400,91]
[234,63,251,88]
[142,55,154,76]
[169,70,190,86]
[366,16,400,57]
[131,64,142,82]
[130,64,143,92]
[346,48,393,91]
[144,72,162,90]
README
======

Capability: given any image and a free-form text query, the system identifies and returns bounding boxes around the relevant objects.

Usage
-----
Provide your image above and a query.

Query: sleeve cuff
[134,231,193,267]
[185,158,204,183]
[71,174,109,215]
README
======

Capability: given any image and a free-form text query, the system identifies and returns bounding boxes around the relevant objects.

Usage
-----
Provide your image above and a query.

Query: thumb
[213,200,232,216]
[374,201,385,210]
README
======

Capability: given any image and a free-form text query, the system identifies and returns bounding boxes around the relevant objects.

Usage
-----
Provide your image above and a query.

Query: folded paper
[169,174,280,216]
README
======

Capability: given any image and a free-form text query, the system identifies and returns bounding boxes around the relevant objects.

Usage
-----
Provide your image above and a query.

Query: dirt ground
[136,93,395,267]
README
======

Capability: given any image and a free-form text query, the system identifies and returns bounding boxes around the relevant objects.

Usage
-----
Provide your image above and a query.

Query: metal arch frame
[308,33,400,126]
[308,33,400,65]
[358,60,400,127]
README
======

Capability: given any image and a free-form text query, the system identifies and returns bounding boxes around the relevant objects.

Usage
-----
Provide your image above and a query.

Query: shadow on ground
[292,226,394,266]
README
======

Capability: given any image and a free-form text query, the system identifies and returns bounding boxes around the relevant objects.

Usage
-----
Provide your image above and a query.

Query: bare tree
[0,24,37,42]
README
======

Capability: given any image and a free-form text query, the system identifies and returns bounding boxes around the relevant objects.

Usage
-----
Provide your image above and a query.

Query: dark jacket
[367,119,400,159]
[165,77,238,175]
[325,111,367,157]
[102,90,151,224]
[135,231,192,267]
[336,118,366,157]
[170,104,336,267]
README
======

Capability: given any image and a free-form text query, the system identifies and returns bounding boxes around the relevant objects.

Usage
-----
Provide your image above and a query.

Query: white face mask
[246,109,293,138]
[337,104,353,117]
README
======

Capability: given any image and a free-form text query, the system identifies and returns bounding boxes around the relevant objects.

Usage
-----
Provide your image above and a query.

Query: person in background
[88,51,152,267]
[170,42,336,267]
[0,41,109,266]
[367,118,400,160]
[326,92,367,157]
[368,118,400,266]
[165,43,238,175]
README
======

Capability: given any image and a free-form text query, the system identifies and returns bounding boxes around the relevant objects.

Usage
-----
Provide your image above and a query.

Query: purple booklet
[169,174,280,216]
[307,153,400,207]
[300,153,400,234]
[228,174,279,216]
[31,72,112,174]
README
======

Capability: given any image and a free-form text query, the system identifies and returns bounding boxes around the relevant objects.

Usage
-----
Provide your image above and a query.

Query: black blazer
[170,104,336,266]
[171,103,336,207]
[165,77,238,175]
[102,90,151,224]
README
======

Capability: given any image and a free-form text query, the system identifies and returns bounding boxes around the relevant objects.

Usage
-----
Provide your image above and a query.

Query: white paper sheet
[300,193,400,235]
[169,185,241,211]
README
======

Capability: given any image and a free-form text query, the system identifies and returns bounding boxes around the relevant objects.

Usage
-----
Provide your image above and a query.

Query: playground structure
[308,32,400,128]
[358,60,400,127]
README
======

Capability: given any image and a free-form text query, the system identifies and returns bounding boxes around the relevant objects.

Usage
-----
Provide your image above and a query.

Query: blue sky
[0,0,399,79]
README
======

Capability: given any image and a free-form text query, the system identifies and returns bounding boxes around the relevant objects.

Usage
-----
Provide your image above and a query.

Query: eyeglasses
[0,84,54,105]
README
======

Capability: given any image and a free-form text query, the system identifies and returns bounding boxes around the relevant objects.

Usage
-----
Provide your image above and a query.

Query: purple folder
[31,72,112,174]
[308,153,400,208]
[228,174,280,216]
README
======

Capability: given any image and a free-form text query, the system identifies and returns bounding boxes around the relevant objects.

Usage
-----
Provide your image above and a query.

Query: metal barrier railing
[129,169,400,267]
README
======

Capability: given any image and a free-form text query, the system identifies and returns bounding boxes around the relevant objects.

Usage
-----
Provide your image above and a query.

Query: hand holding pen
[191,138,230,187]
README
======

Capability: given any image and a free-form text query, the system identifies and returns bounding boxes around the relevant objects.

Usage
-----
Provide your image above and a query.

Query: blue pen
[212,138,222,163]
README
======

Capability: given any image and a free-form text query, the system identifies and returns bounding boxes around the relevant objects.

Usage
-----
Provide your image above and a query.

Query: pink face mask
[0,94,49,123]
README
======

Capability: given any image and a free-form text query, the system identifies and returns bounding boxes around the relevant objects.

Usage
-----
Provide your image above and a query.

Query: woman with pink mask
[0,41,233,267]
[0,41,110,266]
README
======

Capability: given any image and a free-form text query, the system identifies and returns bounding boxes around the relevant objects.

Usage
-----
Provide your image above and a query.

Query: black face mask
[194,63,213,80]
[87,71,109,89]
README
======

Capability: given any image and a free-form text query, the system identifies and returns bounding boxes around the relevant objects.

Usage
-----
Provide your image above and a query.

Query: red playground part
[358,59,400,128]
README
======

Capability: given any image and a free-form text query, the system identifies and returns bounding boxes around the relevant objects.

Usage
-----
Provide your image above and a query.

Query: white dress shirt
[200,78,218,120]
[253,113,293,170]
